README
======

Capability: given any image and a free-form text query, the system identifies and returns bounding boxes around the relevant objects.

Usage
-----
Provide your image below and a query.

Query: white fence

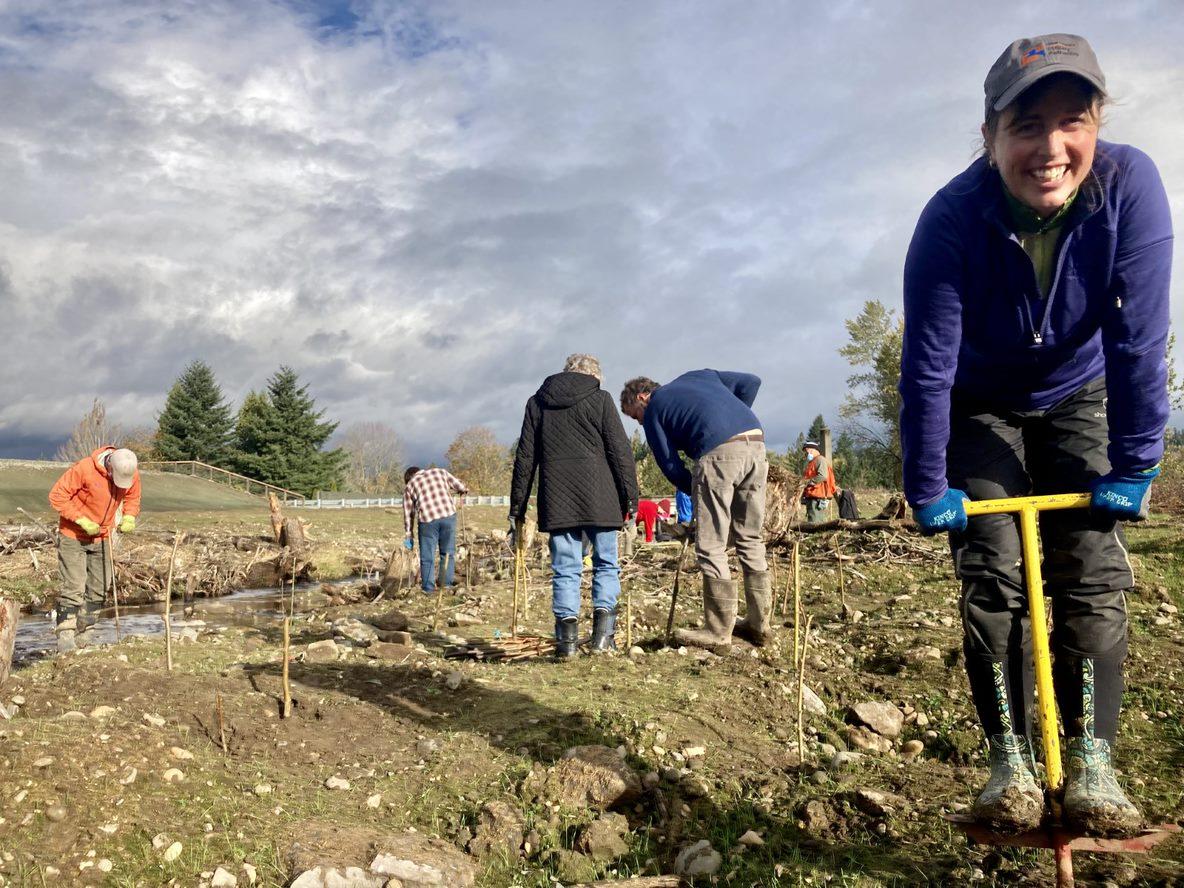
[288,495,511,510]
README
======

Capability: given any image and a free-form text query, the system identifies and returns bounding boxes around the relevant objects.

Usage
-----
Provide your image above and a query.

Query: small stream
[13,584,343,664]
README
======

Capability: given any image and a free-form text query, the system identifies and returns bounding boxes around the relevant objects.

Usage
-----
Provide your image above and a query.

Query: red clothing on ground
[48,446,142,541]
[635,499,658,542]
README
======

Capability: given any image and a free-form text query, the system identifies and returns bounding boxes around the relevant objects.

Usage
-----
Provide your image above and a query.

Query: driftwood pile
[444,634,555,661]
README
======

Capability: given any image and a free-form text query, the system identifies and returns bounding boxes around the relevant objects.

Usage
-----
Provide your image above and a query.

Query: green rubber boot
[674,577,736,650]
[733,571,772,646]
[972,733,1044,834]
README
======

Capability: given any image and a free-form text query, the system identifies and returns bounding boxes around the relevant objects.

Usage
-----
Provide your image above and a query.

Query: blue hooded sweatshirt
[642,369,762,494]
[900,141,1173,507]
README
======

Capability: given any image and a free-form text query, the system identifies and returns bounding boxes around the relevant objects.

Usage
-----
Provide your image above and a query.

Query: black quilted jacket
[509,372,639,532]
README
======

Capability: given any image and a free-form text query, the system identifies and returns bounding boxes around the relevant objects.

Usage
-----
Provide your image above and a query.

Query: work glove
[403,536,414,551]
[1091,466,1160,522]
[912,488,968,536]
[119,515,136,533]
[76,517,101,536]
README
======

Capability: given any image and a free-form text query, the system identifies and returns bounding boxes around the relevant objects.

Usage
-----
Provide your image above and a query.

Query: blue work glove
[403,536,414,550]
[1090,466,1159,522]
[912,488,969,535]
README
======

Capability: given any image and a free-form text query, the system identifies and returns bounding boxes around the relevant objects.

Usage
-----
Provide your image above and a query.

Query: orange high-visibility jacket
[48,446,142,541]
[802,456,836,500]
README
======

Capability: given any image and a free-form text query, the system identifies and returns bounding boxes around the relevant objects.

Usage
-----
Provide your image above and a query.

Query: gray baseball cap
[108,448,138,488]
[984,34,1106,117]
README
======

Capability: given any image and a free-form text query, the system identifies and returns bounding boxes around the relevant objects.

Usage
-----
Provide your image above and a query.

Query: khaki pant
[693,439,768,580]
[58,535,108,610]
[805,497,830,523]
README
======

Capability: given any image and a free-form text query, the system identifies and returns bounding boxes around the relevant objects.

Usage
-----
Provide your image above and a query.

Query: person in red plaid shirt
[403,466,469,593]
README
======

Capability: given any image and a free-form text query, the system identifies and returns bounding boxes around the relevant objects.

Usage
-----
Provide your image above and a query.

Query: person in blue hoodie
[900,34,1171,837]
[620,370,771,650]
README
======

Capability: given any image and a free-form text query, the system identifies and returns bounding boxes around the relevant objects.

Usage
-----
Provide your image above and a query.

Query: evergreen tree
[807,414,828,443]
[231,367,346,495]
[155,361,234,464]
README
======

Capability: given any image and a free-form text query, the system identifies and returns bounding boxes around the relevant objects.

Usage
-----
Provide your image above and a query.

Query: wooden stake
[164,531,183,672]
[289,569,296,618]
[797,614,814,766]
[665,538,690,642]
[432,579,445,631]
[624,580,633,650]
[792,539,801,667]
[511,529,523,639]
[465,548,473,592]
[105,537,122,641]
[281,617,292,719]
[215,691,228,755]
[835,533,846,615]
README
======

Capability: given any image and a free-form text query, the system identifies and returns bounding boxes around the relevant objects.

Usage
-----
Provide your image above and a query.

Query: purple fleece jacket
[900,141,1173,507]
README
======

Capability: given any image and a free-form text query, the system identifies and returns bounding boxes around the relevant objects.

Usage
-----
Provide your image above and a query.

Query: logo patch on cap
[1020,44,1046,67]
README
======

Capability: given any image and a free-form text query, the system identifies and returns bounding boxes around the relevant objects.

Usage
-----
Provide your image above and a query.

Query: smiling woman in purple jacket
[899,34,1172,837]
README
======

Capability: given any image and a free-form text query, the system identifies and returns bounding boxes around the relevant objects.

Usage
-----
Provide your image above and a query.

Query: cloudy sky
[2,0,1182,464]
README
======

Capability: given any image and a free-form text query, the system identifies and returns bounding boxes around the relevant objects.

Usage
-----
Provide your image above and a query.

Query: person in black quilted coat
[510,354,638,657]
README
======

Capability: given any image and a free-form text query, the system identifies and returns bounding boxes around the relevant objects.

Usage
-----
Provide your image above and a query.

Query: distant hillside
[0,460,262,521]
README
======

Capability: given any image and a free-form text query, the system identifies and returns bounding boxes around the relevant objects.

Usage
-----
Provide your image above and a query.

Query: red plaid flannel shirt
[403,467,468,534]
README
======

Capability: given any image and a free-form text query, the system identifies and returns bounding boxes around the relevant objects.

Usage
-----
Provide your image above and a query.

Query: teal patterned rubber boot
[972,661,1043,833]
[1063,659,1144,837]
[972,733,1044,833]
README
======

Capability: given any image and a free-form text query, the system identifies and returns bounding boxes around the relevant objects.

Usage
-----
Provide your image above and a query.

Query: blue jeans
[417,514,457,592]
[549,527,619,620]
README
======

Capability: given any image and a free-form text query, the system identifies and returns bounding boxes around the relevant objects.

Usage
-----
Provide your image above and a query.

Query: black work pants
[947,377,1131,742]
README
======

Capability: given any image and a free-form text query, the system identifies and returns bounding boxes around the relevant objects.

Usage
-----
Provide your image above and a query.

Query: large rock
[286,822,476,888]
[467,801,524,859]
[801,685,827,716]
[542,746,642,811]
[331,619,379,646]
[366,642,416,661]
[370,610,410,632]
[305,640,341,663]
[576,812,630,861]
[846,725,893,754]
[674,839,722,877]
[849,701,904,739]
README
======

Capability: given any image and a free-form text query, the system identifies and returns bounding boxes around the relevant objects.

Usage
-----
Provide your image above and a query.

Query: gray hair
[563,353,603,383]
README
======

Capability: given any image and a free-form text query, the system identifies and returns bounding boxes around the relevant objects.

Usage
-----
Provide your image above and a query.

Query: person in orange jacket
[802,441,836,524]
[48,446,141,652]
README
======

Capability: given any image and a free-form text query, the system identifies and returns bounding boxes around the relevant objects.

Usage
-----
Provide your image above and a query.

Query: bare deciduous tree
[338,421,404,494]
[56,399,123,462]
[447,425,511,494]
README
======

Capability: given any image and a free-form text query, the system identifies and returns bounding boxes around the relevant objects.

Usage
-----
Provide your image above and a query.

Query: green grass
[0,461,261,521]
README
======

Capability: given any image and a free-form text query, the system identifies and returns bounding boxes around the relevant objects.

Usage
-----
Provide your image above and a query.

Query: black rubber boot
[589,608,617,654]
[554,617,579,659]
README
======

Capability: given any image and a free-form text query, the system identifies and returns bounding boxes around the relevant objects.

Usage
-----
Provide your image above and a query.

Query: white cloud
[1,0,1182,461]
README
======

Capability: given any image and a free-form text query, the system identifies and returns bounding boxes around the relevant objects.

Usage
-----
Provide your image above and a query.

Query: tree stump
[0,598,17,687]
[267,492,284,544]
[279,517,307,549]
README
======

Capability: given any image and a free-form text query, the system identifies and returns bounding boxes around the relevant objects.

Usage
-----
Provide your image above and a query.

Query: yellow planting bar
[961,492,1091,794]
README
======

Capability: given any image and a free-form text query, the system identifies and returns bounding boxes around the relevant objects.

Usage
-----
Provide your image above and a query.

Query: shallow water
[13,584,343,664]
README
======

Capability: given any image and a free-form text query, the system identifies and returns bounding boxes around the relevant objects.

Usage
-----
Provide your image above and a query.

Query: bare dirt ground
[1,500,1182,887]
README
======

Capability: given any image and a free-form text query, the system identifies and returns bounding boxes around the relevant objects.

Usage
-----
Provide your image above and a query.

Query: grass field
[0,461,262,521]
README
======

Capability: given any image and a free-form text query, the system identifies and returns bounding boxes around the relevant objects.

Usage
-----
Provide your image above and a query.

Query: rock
[119,766,138,785]
[306,640,342,663]
[45,805,68,822]
[449,612,481,627]
[642,771,660,790]
[674,839,722,877]
[849,701,904,739]
[177,626,200,643]
[286,822,478,888]
[366,643,415,661]
[241,862,258,885]
[324,776,351,791]
[627,645,645,659]
[366,794,381,809]
[415,739,441,758]
[802,799,834,835]
[550,849,599,884]
[377,630,413,646]
[290,867,385,888]
[468,801,524,858]
[853,788,905,817]
[170,747,194,760]
[900,739,925,762]
[370,611,410,632]
[162,841,183,862]
[59,710,88,721]
[211,866,238,887]
[542,745,642,811]
[162,768,185,783]
[332,619,379,646]
[846,726,892,754]
[143,713,166,727]
[254,784,273,796]
[32,756,54,768]
[801,685,827,716]
[97,859,113,873]
[152,833,171,851]
[444,671,463,691]
[89,705,117,719]
[738,829,764,847]
[905,645,943,664]
[576,812,630,861]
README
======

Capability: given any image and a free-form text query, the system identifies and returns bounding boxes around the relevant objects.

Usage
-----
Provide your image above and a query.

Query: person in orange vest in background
[48,446,141,652]
[802,440,836,524]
